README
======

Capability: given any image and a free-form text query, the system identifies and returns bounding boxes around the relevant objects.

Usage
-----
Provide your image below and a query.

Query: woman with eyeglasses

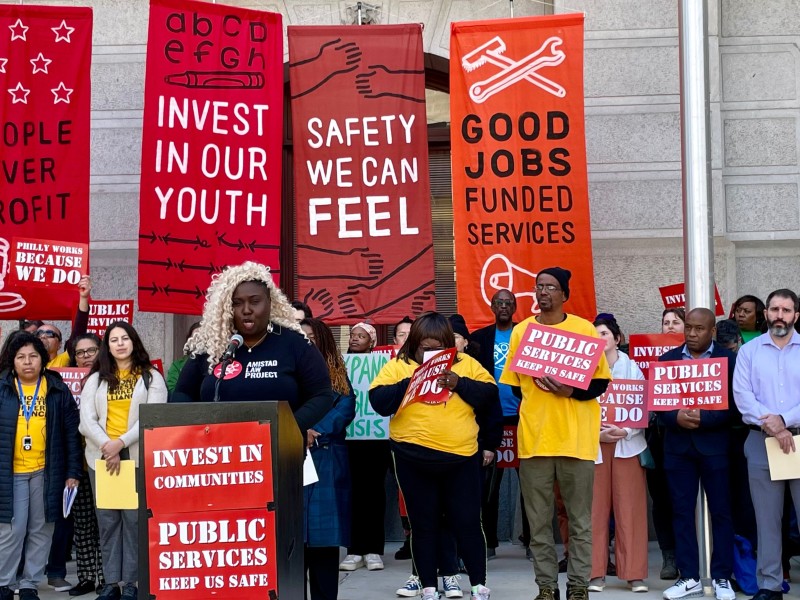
[35,275,92,368]
[0,332,82,600]
[80,322,167,600]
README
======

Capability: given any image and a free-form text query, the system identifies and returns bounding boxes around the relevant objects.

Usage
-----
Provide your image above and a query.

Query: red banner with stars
[138,0,284,315]
[0,5,92,320]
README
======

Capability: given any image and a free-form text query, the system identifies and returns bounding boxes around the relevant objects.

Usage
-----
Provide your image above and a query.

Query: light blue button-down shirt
[680,342,714,361]
[733,331,800,427]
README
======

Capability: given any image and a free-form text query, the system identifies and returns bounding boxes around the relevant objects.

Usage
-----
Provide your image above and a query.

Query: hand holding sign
[397,349,456,414]
[676,409,701,429]
[599,424,627,443]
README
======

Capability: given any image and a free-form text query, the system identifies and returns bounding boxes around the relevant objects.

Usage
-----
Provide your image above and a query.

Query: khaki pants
[520,456,594,589]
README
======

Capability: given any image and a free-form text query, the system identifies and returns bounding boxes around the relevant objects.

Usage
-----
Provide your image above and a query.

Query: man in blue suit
[659,308,736,600]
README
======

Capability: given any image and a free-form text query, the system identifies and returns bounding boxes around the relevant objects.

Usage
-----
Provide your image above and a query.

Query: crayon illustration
[165,71,265,89]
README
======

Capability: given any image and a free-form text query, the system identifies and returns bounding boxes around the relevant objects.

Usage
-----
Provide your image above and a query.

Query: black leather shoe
[69,581,97,597]
[752,589,783,600]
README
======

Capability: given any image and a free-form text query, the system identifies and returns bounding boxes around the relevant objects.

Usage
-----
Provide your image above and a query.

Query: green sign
[344,353,391,440]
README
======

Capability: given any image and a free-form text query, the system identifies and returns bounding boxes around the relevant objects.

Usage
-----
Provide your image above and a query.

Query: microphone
[221,334,244,362]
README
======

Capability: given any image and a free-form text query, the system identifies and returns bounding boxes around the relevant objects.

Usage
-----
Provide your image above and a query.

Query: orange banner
[450,14,596,329]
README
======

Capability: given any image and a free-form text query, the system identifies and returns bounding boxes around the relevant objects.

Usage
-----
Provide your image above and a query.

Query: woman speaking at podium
[172,261,333,434]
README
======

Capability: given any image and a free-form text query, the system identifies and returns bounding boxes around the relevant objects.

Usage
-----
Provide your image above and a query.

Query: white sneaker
[471,585,491,600]
[629,580,649,593]
[588,578,606,592]
[713,579,736,600]
[365,553,384,570]
[442,575,463,598]
[422,588,440,600]
[339,554,364,571]
[397,575,422,597]
[663,578,703,600]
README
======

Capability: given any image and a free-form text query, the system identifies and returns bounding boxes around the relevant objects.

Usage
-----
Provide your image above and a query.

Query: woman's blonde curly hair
[184,261,302,372]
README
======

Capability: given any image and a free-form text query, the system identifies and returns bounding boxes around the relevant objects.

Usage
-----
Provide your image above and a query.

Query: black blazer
[471,323,517,377]
[657,343,736,457]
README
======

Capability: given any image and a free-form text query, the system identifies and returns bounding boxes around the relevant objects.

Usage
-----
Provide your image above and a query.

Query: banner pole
[678,0,714,593]
[510,0,514,18]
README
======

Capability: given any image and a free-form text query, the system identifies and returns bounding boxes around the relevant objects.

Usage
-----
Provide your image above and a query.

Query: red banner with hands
[0,5,92,320]
[138,0,283,314]
[288,25,435,324]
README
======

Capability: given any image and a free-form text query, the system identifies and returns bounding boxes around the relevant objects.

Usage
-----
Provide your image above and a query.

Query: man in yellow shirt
[500,267,611,600]
[35,276,92,368]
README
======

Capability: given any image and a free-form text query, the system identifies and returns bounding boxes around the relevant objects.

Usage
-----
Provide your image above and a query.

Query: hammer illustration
[462,36,566,103]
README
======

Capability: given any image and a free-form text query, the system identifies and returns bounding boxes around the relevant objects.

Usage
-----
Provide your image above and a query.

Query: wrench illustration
[462,36,566,103]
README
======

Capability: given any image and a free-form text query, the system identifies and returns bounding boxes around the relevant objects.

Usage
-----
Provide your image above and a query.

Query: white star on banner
[51,81,73,104]
[0,58,7,74]
[51,20,75,43]
[30,52,53,75]
[9,18,29,41]
[8,82,31,104]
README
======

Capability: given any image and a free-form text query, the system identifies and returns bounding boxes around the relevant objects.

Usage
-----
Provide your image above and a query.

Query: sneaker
[397,576,422,598]
[69,581,96,597]
[120,585,137,600]
[471,585,490,600]
[588,578,606,592]
[18,591,38,600]
[752,589,783,600]
[568,587,589,600]
[713,579,735,600]
[443,575,463,598]
[396,538,412,560]
[339,554,365,571]
[49,578,72,593]
[663,578,703,600]
[535,587,561,600]
[629,580,649,593]
[660,551,678,581]
[421,588,440,600]
[97,585,121,600]
[0,588,12,600]
[365,553,384,571]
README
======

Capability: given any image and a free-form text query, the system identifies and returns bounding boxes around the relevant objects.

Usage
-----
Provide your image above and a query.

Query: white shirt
[596,351,647,463]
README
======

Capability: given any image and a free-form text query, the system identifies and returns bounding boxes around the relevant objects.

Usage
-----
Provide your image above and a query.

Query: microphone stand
[213,356,233,403]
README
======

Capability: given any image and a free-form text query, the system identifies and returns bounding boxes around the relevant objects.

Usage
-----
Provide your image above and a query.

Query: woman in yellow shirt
[369,312,499,600]
[79,322,167,600]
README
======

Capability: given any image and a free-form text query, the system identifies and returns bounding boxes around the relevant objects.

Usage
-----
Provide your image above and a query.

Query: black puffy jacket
[0,369,82,524]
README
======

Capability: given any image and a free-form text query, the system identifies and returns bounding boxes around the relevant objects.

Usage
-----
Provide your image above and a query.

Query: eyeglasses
[36,330,60,340]
[535,284,561,292]
[492,299,515,307]
[75,347,99,359]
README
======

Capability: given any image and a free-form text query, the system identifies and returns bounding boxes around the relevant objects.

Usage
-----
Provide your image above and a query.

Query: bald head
[686,307,716,327]
[685,307,716,356]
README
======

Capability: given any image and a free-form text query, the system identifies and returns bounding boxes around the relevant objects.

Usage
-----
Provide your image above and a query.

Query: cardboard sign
[51,367,89,407]
[9,237,88,289]
[508,323,603,390]
[344,353,390,440]
[87,300,134,338]
[598,380,647,427]
[659,282,725,317]
[398,348,456,413]
[627,333,684,378]
[647,357,728,411]
[496,425,519,468]
[148,507,277,599]
[143,421,273,514]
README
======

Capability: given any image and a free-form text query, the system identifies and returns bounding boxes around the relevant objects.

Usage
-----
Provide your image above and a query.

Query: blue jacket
[304,387,356,548]
[0,369,83,524]
[658,344,736,457]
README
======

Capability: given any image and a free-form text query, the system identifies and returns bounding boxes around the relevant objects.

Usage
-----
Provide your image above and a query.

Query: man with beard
[734,288,800,600]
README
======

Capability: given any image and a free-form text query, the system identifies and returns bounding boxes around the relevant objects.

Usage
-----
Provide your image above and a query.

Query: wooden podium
[138,401,304,600]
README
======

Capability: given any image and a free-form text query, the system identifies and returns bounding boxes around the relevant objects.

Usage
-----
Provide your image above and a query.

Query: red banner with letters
[288,25,435,324]
[87,300,134,338]
[647,357,728,411]
[451,15,596,329]
[627,333,684,378]
[138,0,283,314]
[0,5,91,320]
[8,237,88,290]
[598,380,647,427]
[507,322,603,390]
[659,282,725,317]
[51,367,89,407]
[397,348,456,413]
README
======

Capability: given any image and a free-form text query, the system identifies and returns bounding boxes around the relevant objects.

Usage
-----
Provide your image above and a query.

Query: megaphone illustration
[480,253,540,314]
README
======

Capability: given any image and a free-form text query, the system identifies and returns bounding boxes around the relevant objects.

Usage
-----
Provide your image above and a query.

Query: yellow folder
[765,436,800,481]
[94,459,138,509]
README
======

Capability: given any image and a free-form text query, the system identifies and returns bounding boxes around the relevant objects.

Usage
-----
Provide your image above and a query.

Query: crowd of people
[2,262,800,600]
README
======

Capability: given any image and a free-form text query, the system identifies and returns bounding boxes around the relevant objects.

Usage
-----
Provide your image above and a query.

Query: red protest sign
[496,425,519,468]
[598,380,647,427]
[372,345,399,359]
[627,333,684,378]
[51,367,89,407]
[143,421,273,514]
[9,237,88,290]
[397,349,456,413]
[152,359,165,375]
[138,0,284,314]
[647,357,728,411]
[659,282,725,317]
[288,25,436,324]
[148,507,277,600]
[0,5,92,321]
[508,323,603,390]
[87,300,134,338]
